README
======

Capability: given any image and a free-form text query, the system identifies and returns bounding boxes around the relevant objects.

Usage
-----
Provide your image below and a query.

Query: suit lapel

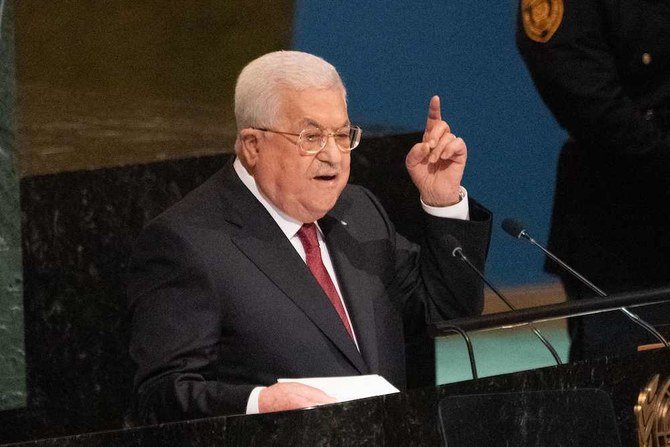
[319,212,380,374]
[219,165,367,374]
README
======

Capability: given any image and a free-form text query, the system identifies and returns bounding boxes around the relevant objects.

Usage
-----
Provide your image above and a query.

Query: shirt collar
[233,157,317,239]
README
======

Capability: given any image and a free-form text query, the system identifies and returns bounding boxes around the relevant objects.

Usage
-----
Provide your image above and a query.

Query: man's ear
[237,129,262,170]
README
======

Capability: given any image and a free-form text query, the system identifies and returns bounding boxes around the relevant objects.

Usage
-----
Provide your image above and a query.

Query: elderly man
[128,51,491,424]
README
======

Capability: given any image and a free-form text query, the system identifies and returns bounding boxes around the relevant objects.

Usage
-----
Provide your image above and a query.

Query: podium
[10,145,670,446]
[6,348,670,446]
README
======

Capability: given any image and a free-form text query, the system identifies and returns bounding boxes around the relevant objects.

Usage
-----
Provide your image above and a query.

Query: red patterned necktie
[297,223,354,340]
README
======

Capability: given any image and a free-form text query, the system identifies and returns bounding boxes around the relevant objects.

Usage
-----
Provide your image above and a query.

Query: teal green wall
[436,322,570,384]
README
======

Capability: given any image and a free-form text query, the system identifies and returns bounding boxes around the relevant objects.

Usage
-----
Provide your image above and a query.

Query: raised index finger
[425,95,442,132]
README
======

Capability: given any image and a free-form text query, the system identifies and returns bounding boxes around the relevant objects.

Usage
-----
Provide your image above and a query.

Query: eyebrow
[301,118,351,129]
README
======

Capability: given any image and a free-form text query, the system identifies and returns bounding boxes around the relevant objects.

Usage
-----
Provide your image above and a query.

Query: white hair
[234,51,347,132]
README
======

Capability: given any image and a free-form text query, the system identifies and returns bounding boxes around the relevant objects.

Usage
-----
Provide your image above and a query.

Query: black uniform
[516,0,670,361]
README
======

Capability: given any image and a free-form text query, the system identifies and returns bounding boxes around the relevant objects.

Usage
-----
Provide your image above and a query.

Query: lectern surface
[439,389,621,446]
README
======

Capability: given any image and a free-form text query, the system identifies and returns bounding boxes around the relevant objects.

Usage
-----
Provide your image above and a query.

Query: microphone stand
[453,247,563,365]
[431,287,670,334]
[516,228,669,349]
[439,324,478,380]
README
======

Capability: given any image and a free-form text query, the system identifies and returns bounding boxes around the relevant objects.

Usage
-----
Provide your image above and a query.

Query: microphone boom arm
[515,225,669,349]
[453,247,563,365]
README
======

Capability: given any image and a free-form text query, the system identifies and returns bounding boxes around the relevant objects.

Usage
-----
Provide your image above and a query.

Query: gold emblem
[521,0,564,43]
[635,375,670,447]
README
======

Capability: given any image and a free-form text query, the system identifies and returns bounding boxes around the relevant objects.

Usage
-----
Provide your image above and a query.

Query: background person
[517,0,670,361]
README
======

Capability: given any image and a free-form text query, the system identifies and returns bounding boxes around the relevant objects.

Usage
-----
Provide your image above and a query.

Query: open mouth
[314,174,337,181]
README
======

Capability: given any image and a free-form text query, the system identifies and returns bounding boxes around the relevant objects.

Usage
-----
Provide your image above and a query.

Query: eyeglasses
[253,125,362,155]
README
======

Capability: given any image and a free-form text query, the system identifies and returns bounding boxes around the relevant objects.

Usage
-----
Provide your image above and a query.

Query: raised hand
[405,95,467,206]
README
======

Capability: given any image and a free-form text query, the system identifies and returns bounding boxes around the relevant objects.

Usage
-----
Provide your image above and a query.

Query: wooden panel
[484,282,567,314]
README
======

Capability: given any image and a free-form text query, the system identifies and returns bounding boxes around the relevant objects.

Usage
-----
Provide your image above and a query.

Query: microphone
[501,218,669,349]
[445,235,563,365]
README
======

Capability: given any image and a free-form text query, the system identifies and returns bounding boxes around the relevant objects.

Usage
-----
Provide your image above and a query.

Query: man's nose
[317,134,343,162]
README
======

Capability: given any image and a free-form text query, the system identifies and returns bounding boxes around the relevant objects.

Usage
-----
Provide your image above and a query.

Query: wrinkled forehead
[277,87,349,129]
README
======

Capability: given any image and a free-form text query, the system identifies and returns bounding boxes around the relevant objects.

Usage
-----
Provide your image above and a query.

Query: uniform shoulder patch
[521,0,564,43]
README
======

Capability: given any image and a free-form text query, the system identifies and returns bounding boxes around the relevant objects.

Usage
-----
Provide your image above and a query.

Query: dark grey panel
[0,0,26,412]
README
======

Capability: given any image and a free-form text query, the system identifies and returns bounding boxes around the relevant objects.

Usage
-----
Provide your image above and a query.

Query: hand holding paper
[278,375,400,405]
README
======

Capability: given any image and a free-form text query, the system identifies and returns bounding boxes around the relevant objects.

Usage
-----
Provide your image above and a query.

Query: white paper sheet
[277,374,400,403]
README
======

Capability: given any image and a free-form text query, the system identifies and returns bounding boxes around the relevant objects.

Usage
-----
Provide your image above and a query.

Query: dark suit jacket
[127,161,491,424]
